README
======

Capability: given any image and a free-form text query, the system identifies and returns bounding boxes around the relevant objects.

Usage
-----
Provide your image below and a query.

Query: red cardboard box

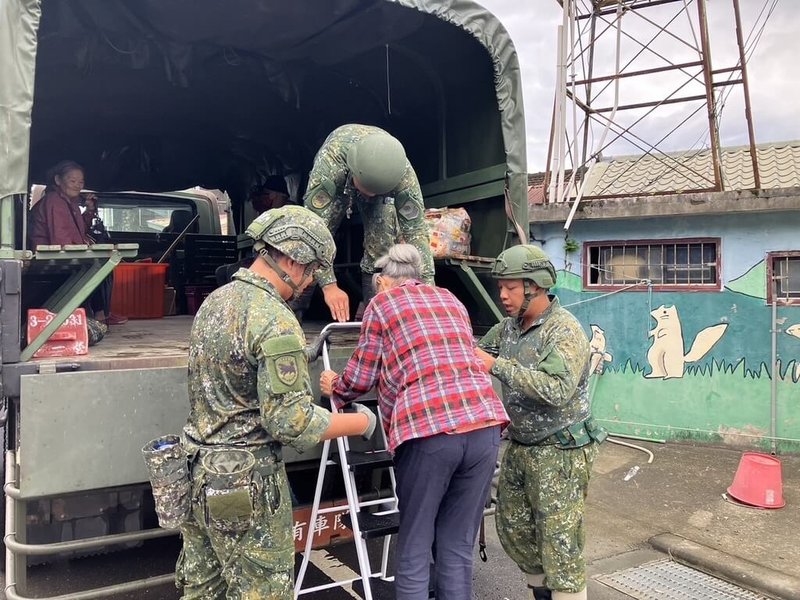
[292,500,355,553]
[27,308,89,358]
[326,500,355,545]
[292,505,331,552]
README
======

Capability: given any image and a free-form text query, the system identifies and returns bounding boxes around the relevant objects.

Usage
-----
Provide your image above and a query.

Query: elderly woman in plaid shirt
[320,243,509,600]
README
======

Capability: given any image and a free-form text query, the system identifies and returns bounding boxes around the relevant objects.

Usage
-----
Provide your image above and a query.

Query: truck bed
[32,316,195,371]
[31,316,361,372]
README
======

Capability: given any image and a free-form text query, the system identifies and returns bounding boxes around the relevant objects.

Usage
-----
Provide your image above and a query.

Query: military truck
[0,0,529,596]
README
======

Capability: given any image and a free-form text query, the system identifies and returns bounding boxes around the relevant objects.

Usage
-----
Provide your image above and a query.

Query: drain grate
[595,559,767,600]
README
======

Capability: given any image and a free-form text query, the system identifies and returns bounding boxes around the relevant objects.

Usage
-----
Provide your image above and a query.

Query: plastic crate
[111,263,170,319]
[185,285,215,315]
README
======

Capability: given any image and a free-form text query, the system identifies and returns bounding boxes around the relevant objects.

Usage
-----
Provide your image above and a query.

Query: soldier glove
[352,402,377,440]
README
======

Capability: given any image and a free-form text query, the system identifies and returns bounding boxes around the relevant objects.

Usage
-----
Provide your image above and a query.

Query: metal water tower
[546,0,763,226]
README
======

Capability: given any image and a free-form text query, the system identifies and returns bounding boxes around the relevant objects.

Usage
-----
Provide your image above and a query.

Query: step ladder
[295,323,399,600]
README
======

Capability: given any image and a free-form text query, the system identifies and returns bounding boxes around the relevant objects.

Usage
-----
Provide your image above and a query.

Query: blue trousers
[394,426,500,600]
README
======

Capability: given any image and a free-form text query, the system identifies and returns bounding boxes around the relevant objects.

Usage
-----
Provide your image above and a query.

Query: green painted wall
[553,270,800,452]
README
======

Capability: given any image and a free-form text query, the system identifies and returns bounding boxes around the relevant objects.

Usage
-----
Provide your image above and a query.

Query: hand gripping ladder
[295,322,399,600]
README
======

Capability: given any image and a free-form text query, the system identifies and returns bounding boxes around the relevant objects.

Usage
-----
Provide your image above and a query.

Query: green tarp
[0,0,527,231]
[0,0,41,199]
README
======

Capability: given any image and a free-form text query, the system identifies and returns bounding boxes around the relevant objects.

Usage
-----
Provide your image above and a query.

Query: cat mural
[589,324,613,374]
[646,305,728,379]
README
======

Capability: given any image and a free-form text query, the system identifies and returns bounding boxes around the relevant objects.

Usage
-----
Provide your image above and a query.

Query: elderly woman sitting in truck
[29,160,127,326]
[320,243,508,600]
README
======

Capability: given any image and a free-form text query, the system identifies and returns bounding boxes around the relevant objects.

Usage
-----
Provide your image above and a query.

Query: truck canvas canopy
[0,0,528,242]
[1,3,533,595]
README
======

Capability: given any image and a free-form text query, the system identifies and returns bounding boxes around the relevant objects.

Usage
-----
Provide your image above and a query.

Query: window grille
[586,239,720,289]
[768,253,800,305]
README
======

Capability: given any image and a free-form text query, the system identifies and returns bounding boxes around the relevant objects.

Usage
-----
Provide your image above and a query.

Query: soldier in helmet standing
[178,205,377,599]
[302,124,434,322]
[475,245,606,600]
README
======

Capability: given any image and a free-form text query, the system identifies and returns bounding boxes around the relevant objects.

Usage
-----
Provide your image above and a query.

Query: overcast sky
[475,0,800,172]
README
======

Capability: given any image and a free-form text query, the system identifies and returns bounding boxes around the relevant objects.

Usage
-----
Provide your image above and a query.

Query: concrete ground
[472,438,800,599]
[5,439,799,599]
[587,439,799,597]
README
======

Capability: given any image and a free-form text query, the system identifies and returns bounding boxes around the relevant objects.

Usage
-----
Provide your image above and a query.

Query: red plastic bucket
[727,452,785,509]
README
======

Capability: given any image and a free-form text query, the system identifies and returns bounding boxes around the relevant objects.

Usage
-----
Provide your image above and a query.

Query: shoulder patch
[309,191,332,210]
[305,178,338,211]
[261,334,308,394]
[396,198,421,221]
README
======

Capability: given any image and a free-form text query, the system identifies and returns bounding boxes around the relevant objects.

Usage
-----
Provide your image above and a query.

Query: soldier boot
[527,573,551,599]
[529,586,553,600]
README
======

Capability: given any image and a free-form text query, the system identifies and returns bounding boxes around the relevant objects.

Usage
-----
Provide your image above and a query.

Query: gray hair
[372,244,423,290]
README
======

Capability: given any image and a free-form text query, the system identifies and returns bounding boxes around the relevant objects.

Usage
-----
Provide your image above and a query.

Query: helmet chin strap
[516,280,534,318]
[260,250,304,300]
[517,281,546,320]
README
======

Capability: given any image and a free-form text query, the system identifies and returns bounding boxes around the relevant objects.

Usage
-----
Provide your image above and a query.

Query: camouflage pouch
[585,417,608,444]
[200,449,256,532]
[141,435,191,529]
[554,421,592,449]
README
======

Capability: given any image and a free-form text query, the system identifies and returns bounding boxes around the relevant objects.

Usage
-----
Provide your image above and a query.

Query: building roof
[580,141,800,198]
[527,170,577,207]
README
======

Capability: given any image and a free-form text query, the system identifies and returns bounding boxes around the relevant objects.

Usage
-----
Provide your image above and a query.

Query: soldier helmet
[346,132,408,195]
[245,205,335,270]
[491,245,557,289]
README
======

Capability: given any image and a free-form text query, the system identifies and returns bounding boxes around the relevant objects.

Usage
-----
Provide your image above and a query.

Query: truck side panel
[19,366,188,497]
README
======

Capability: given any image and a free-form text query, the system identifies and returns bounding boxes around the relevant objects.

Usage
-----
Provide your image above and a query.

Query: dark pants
[361,271,376,305]
[394,426,500,600]
[85,274,113,318]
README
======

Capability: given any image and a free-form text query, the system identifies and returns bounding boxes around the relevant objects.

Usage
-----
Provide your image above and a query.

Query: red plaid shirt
[332,280,508,453]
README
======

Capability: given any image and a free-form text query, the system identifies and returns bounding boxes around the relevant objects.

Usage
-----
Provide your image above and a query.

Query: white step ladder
[295,323,399,600]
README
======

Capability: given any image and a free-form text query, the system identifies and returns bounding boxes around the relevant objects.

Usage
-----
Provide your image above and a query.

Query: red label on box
[27,309,89,358]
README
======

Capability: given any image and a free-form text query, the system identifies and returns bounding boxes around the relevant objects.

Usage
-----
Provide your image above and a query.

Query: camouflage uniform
[303,124,434,286]
[479,297,599,594]
[178,268,331,600]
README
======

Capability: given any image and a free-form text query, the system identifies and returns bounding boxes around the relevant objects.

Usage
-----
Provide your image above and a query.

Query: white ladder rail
[295,335,399,599]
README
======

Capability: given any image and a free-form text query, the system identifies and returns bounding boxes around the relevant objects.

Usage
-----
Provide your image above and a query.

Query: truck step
[342,511,399,539]
[345,450,393,471]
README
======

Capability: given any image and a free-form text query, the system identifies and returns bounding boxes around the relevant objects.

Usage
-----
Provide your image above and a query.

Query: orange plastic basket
[110,263,170,319]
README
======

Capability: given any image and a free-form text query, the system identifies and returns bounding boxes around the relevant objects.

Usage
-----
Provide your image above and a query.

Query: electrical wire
[715,0,780,124]
[562,280,652,308]
[567,0,779,199]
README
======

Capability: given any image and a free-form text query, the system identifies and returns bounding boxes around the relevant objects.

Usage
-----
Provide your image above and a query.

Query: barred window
[768,252,800,305]
[585,239,720,290]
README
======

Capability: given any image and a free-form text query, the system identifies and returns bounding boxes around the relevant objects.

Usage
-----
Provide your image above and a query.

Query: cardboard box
[326,500,355,546]
[292,505,330,552]
[291,500,355,553]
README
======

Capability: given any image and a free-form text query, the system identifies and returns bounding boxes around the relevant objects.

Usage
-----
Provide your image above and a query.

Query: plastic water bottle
[623,465,640,481]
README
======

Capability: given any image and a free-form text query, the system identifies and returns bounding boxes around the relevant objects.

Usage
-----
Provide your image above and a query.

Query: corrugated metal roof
[582,141,800,198]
